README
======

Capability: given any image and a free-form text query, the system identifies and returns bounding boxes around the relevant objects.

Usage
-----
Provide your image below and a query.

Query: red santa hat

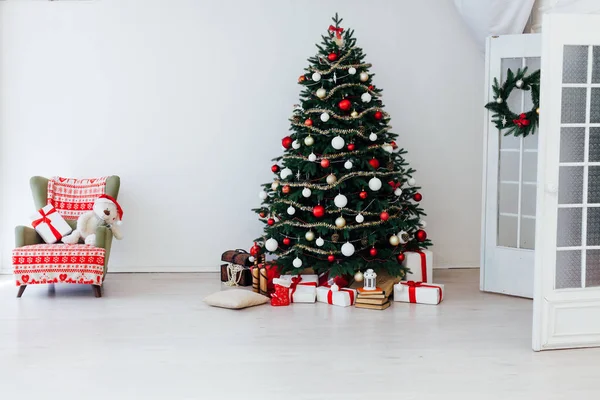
[97,194,123,220]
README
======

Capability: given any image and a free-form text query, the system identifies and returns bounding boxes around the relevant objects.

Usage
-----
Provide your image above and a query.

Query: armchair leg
[92,285,102,298]
[17,285,27,298]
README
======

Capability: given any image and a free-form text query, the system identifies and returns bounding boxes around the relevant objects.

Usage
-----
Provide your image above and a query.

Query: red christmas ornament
[397,253,406,263]
[328,254,335,263]
[320,159,330,168]
[368,85,374,90]
[374,111,383,120]
[368,158,380,169]
[259,212,266,218]
[267,218,275,226]
[328,52,338,62]
[305,118,313,126]
[359,190,368,200]
[347,143,355,151]
[282,136,293,149]
[413,193,422,202]
[416,230,427,242]
[298,75,306,83]
[338,99,352,111]
[282,185,291,194]
[513,113,530,128]
[369,247,378,257]
[380,211,389,221]
[313,205,325,218]
[283,237,291,246]
[250,242,261,257]
[271,165,280,173]
[391,141,398,149]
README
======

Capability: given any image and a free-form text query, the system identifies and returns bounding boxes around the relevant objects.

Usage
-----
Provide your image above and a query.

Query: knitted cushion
[47,176,109,220]
[13,244,106,286]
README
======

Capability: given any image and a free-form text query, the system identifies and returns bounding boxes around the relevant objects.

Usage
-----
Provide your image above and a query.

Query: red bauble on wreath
[416,230,427,242]
[250,242,261,257]
[368,158,380,169]
[305,118,313,126]
[327,254,335,263]
[328,52,338,62]
[413,193,422,202]
[271,165,280,173]
[397,253,406,263]
[380,211,389,221]
[338,99,352,111]
[347,143,355,151]
[320,159,330,168]
[267,218,275,226]
[374,111,383,120]
[359,190,368,200]
[283,237,291,246]
[313,205,325,218]
[282,136,293,149]
[369,247,378,257]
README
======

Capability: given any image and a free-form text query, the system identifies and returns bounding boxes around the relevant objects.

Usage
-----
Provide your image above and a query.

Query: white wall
[0,0,484,273]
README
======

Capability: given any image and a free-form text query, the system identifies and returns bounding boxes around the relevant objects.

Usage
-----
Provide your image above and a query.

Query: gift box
[316,284,356,307]
[271,278,291,306]
[221,249,254,267]
[402,250,433,283]
[251,263,280,296]
[279,274,318,303]
[31,205,72,244]
[393,281,444,305]
[220,263,252,286]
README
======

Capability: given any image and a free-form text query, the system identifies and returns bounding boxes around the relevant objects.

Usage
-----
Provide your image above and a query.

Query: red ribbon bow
[32,207,62,241]
[388,181,401,190]
[289,276,317,303]
[401,281,443,304]
[328,25,344,39]
[325,285,355,305]
[513,113,530,128]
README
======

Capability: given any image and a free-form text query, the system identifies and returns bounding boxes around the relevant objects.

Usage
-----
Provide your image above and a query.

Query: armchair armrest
[15,226,44,248]
[95,225,114,276]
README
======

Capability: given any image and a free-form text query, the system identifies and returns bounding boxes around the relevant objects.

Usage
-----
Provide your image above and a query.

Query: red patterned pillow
[47,177,109,220]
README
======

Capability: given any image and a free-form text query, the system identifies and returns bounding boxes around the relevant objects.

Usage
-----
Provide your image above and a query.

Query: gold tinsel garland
[270,213,401,230]
[278,243,369,257]
[305,107,389,121]
[317,83,379,101]
[275,198,403,216]
[305,47,373,76]
[289,122,391,139]
[282,143,388,161]
[275,170,402,190]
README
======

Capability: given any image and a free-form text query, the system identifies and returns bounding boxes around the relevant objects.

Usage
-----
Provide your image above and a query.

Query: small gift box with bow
[271,278,292,307]
[31,205,73,244]
[393,281,444,305]
[279,274,318,303]
[316,284,356,307]
[402,250,433,283]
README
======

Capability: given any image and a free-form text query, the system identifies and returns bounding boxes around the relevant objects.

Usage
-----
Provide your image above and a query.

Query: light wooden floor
[1,269,599,400]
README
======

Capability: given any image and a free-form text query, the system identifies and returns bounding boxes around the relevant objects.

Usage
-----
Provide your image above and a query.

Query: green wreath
[485,67,540,137]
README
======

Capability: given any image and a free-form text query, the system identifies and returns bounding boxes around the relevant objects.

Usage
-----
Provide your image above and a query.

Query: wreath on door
[485,67,540,137]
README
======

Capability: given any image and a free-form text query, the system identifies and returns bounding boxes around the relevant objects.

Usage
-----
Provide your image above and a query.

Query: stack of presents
[220,249,443,309]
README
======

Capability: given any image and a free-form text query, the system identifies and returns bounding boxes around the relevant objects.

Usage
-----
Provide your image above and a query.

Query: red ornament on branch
[305,118,313,126]
[282,136,293,149]
[313,205,325,218]
[413,193,422,202]
[369,247,378,257]
[359,190,368,199]
[283,237,291,246]
[259,212,266,218]
[271,165,280,173]
[391,141,398,149]
[320,159,330,168]
[298,75,306,83]
[374,111,383,120]
[347,143,355,151]
[368,85,374,90]
[338,99,352,111]
[282,185,291,194]
[397,253,406,263]
[328,52,338,62]
[250,242,261,257]
[368,158,380,169]
[328,254,335,263]
[416,230,427,242]
[380,211,389,221]
[513,113,530,128]
[267,218,275,226]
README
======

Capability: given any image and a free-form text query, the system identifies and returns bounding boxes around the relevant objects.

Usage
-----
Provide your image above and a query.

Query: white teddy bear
[62,194,123,246]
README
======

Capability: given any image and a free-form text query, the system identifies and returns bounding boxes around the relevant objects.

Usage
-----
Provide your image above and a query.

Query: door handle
[546,183,558,194]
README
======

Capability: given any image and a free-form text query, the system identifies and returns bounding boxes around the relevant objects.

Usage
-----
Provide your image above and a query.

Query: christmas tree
[253,14,431,279]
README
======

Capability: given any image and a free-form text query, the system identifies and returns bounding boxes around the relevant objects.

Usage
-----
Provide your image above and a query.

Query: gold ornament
[335,216,347,228]
[354,270,364,282]
[305,230,315,241]
[536,108,540,114]
[389,235,400,246]
[351,110,359,118]
[326,174,337,185]
[332,233,340,242]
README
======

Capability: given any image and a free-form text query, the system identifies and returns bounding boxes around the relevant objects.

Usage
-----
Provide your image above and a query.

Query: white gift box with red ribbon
[279,274,318,303]
[402,250,433,283]
[31,205,73,244]
[393,281,444,305]
[316,284,356,307]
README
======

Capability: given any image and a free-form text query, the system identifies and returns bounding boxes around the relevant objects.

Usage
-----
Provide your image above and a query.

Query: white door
[481,34,541,298]
[533,14,600,351]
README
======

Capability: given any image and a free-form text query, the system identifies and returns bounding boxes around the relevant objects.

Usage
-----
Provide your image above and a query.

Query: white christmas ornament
[304,136,314,146]
[341,242,355,257]
[312,72,322,82]
[302,187,312,198]
[305,231,315,241]
[280,168,293,179]
[265,238,278,252]
[408,177,416,186]
[259,191,268,200]
[355,214,364,223]
[287,206,296,215]
[382,144,393,153]
[320,112,330,122]
[331,136,345,150]
[369,133,378,141]
[516,79,524,88]
[335,216,346,228]
[334,194,348,208]
[271,182,279,191]
[316,88,327,99]
[361,92,372,103]
[316,237,325,247]
[360,72,369,82]
[292,140,301,150]
[344,160,353,170]
[398,231,409,244]
[496,97,503,104]
[273,216,280,223]
[389,235,400,246]
[308,152,317,162]
[420,220,427,228]
[348,67,357,75]
[326,174,337,185]
[368,177,382,191]
[293,257,303,268]
[394,188,403,196]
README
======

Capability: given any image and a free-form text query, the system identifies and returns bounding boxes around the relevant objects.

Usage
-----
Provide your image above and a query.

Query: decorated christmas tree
[253,14,431,280]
